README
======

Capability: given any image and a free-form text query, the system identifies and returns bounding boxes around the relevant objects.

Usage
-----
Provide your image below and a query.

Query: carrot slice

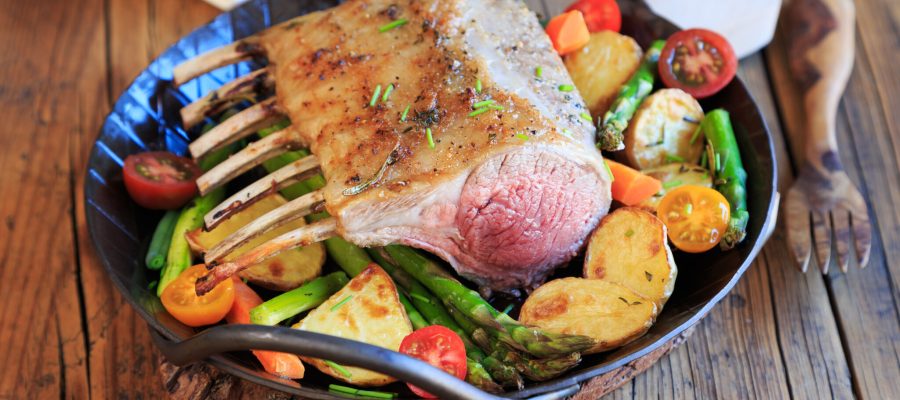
[545,10,591,55]
[227,279,305,379]
[606,160,663,206]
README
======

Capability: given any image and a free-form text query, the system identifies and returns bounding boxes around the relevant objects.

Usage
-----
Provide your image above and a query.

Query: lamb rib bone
[181,68,274,129]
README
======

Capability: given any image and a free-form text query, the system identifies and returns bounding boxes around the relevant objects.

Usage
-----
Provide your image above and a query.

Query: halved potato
[624,88,705,169]
[293,265,412,386]
[186,194,325,291]
[564,31,643,116]
[638,163,713,213]
[520,278,657,354]
[584,208,677,309]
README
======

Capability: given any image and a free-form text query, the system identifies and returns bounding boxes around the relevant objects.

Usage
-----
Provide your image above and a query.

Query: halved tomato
[123,151,201,210]
[659,28,737,99]
[399,325,467,398]
[566,0,621,32]
[161,265,235,327]
[657,185,730,253]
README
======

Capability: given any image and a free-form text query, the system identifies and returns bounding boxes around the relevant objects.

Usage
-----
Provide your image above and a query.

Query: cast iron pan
[84,0,779,398]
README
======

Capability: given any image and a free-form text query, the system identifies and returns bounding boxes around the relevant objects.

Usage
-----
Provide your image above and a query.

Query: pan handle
[150,324,502,400]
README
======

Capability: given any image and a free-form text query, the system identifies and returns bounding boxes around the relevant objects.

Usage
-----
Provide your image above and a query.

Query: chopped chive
[468,107,491,117]
[426,128,435,149]
[357,389,397,399]
[535,66,543,78]
[603,160,615,182]
[381,84,394,102]
[473,99,495,109]
[330,296,353,311]
[558,84,574,92]
[684,203,693,215]
[665,154,685,163]
[329,384,358,395]
[501,304,514,315]
[625,229,635,237]
[488,104,504,110]
[410,293,431,304]
[561,128,572,136]
[369,85,382,107]
[400,105,411,122]
[690,123,703,144]
[325,361,352,378]
[379,18,408,32]
[475,79,482,93]
[714,153,721,172]
[515,133,530,141]
[662,180,682,189]
[580,112,593,122]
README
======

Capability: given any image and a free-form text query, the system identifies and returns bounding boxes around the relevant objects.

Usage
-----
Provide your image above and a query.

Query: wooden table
[1,0,897,398]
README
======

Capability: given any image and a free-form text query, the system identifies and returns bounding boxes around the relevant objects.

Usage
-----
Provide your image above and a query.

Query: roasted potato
[186,194,325,291]
[520,278,657,354]
[564,31,643,116]
[293,265,412,386]
[624,88,705,169]
[584,208,677,309]
[638,163,713,213]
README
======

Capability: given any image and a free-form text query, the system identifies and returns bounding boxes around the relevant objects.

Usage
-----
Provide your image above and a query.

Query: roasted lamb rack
[175,0,613,294]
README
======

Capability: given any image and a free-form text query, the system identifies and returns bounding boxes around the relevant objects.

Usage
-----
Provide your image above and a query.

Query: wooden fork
[783,0,872,273]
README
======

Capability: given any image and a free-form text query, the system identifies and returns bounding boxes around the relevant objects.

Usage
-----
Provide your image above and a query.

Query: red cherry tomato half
[659,28,737,99]
[399,325,468,398]
[123,151,201,210]
[566,0,621,32]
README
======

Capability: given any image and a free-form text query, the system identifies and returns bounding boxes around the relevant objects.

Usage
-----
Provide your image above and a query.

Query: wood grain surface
[0,0,898,399]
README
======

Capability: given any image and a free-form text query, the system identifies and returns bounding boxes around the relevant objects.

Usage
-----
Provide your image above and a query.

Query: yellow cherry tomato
[657,185,730,253]
[161,265,235,327]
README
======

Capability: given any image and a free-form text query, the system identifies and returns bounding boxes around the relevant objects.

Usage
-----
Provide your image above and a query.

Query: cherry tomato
[566,0,621,32]
[657,185,730,253]
[123,151,201,210]
[399,326,467,398]
[659,28,737,99]
[161,265,235,327]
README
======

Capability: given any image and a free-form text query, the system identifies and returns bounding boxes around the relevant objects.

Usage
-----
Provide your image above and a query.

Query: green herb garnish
[662,180,682,189]
[558,84,574,92]
[426,128,435,149]
[625,229,635,237]
[379,18,408,32]
[325,361,352,378]
[381,83,394,102]
[330,295,353,311]
[690,123,703,144]
[369,85,382,107]
[468,108,491,117]
[684,203,693,215]
[603,160,615,182]
[515,133,530,141]
[535,66,543,78]
[475,79,483,93]
[501,304,514,315]
[580,112,593,122]
[473,99,495,109]
[665,154,685,163]
[400,104,411,122]
[329,384,397,399]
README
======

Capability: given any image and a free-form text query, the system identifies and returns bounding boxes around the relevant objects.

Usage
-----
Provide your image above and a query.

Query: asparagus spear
[597,39,666,151]
[249,272,349,325]
[701,109,749,249]
[368,249,520,390]
[145,210,179,270]
[384,245,596,358]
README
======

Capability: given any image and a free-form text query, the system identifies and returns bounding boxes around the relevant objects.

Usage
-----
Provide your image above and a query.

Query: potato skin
[584,208,677,309]
[564,31,643,116]
[520,278,657,354]
[638,163,713,213]
[624,88,705,169]
[294,265,412,386]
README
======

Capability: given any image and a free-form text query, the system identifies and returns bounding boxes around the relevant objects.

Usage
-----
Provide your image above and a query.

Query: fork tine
[181,68,274,129]
[203,154,321,230]
[851,210,872,268]
[204,190,326,263]
[785,192,812,272]
[196,125,304,195]
[189,98,283,159]
[196,218,337,295]
[831,211,852,272]
[173,39,263,87]
[811,211,833,274]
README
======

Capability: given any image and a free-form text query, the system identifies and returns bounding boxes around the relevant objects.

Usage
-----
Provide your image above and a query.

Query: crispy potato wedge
[584,208,677,309]
[293,265,412,386]
[565,31,643,116]
[638,163,713,213]
[520,278,657,354]
[624,88,705,169]
[186,194,325,291]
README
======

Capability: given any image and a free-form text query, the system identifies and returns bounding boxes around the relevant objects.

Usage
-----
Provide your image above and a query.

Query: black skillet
[84,0,779,398]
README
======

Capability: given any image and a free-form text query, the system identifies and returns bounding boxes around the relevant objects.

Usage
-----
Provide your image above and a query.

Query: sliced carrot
[227,279,305,379]
[606,160,663,206]
[545,10,591,55]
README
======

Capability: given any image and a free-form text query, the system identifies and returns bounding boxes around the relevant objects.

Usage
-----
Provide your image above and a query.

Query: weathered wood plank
[0,0,105,397]
[68,0,222,398]
[765,1,900,398]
